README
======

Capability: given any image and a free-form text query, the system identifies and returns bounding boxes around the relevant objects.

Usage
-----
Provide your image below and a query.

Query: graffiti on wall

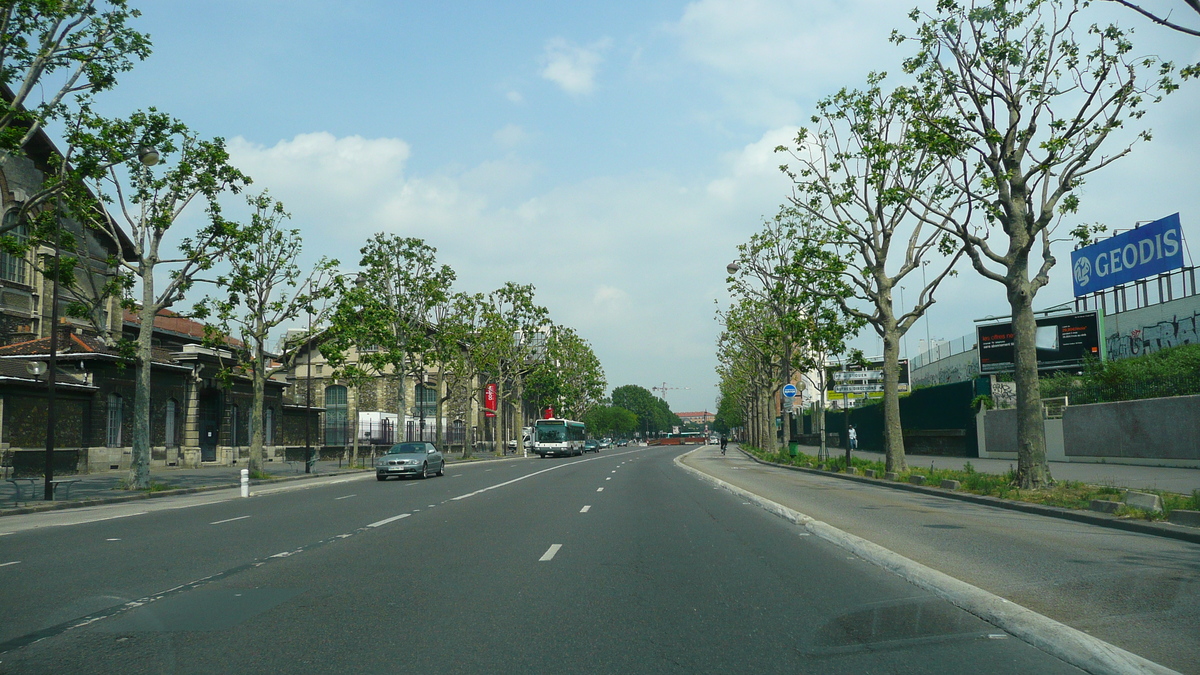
[991,380,1017,409]
[1107,310,1200,359]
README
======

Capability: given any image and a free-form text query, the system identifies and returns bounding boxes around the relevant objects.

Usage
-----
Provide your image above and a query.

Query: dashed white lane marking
[580,505,591,513]
[605,477,611,481]
[335,494,357,500]
[596,487,604,492]
[611,471,616,473]
[539,544,562,561]
[210,515,251,525]
[0,560,21,567]
[0,532,13,536]
[367,513,411,528]
[106,538,121,541]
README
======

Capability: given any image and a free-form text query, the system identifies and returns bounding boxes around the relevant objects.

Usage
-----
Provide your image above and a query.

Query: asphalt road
[686,445,1200,673]
[0,446,1085,674]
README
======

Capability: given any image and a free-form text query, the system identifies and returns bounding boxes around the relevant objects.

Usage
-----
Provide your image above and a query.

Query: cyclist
[719,435,728,454]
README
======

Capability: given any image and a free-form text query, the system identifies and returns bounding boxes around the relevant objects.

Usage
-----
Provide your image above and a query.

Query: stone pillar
[181,369,202,468]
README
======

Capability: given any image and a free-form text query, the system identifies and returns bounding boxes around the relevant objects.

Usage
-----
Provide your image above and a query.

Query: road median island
[734,446,1200,545]
[674,447,1183,675]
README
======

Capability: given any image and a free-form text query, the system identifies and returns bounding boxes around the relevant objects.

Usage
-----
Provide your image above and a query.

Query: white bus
[533,418,586,457]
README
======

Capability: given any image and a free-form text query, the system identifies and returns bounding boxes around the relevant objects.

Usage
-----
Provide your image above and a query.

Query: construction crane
[651,382,690,399]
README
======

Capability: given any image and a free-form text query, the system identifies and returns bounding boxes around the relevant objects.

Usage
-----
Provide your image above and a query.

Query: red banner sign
[484,383,497,417]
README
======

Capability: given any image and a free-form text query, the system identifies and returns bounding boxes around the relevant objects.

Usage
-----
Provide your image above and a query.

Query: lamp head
[726,262,740,275]
[137,146,160,167]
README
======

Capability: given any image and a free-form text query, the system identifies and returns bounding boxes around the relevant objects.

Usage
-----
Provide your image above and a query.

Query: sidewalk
[797,445,1200,494]
[2,449,512,510]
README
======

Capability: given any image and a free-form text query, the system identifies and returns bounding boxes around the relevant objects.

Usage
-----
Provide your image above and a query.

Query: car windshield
[386,443,427,455]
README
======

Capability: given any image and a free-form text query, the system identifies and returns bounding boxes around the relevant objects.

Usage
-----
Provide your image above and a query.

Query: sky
[78,0,1200,414]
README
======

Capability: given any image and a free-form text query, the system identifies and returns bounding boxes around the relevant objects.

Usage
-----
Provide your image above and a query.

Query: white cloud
[506,90,524,104]
[540,37,611,96]
[493,123,529,149]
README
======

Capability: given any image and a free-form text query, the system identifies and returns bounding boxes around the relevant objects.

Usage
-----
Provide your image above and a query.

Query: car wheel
[420,462,428,479]
[437,461,445,477]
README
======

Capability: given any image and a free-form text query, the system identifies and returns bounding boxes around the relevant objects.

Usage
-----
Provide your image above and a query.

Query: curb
[736,448,1200,546]
[0,453,521,518]
[674,448,1180,675]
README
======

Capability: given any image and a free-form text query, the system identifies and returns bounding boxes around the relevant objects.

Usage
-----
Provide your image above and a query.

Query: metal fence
[911,334,976,370]
[1074,265,1199,315]
[322,419,469,447]
[1041,371,1200,405]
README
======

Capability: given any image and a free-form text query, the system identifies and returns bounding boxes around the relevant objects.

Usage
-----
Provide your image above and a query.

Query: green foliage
[524,326,606,419]
[1040,344,1200,403]
[970,394,994,411]
[611,384,679,434]
[582,405,638,437]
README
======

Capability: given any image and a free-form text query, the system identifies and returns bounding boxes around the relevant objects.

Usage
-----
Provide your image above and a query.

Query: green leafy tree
[610,384,678,437]
[583,405,637,437]
[525,325,606,420]
[895,0,1179,487]
[0,0,152,232]
[79,116,250,489]
[195,192,338,475]
[776,76,965,473]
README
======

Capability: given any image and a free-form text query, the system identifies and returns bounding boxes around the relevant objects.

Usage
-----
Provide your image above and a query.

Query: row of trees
[0,1,608,487]
[716,0,1194,486]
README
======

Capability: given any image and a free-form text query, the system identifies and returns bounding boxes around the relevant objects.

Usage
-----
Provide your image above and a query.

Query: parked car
[583,439,601,453]
[376,442,445,480]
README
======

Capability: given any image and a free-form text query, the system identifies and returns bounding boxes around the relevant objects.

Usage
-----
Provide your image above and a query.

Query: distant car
[376,442,445,480]
[583,439,601,453]
[598,438,612,449]
[616,439,629,447]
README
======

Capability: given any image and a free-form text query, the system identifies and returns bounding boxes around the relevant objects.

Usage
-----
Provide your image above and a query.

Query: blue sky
[85,0,1200,413]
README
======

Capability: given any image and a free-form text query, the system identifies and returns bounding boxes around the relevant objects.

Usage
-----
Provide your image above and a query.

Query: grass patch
[740,446,1190,522]
[248,470,274,480]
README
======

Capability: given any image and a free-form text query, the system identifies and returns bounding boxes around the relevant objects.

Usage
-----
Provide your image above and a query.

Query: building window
[107,394,123,447]
[230,404,240,447]
[324,385,348,445]
[415,383,437,417]
[264,407,274,446]
[0,210,28,284]
[165,399,178,447]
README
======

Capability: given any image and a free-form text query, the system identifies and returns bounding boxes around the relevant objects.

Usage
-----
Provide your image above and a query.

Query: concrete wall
[1063,395,1200,463]
[911,347,979,386]
[1104,294,1200,360]
[980,395,1200,466]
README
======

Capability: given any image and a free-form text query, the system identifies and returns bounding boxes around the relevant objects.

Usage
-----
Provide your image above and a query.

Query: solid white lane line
[0,560,21,567]
[449,448,643,503]
[539,544,562,561]
[580,505,591,513]
[335,494,357,500]
[596,487,604,492]
[210,515,251,525]
[50,511,147,527]
[367,513,410,528]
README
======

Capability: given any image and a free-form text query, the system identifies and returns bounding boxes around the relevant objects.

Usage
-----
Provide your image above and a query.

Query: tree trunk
[496,373,505,456]
[128,285,156,490]
[515,378,525,457]
[881,327,907,473]
[781,342,792,455]
[351,385,359,468]
[396,371,407,442]
[1009,277,1051,488]
[248,344,265,475]
[435,368,444,451]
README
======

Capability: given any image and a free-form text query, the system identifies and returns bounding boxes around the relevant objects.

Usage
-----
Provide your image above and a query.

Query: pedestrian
[848,425,858,451]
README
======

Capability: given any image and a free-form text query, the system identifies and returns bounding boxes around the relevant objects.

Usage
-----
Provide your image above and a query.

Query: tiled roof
[123,308,243,347]
[0,332,175,364]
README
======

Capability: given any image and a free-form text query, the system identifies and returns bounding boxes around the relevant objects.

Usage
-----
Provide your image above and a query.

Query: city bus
[533,418,586,457]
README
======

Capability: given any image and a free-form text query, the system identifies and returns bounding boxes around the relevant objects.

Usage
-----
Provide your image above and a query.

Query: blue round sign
[782,384,797,398]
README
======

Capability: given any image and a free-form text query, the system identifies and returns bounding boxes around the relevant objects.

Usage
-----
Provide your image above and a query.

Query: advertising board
[976,311,1100,374]
[1070,213,1184,297]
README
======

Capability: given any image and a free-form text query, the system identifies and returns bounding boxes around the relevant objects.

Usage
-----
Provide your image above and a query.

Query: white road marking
[611,471,616,473]
[539,544,562,561]
[605,477,611,481]
[451,474,463,477]
[580,505,591,513]
[596,487,604,492]
[50,511,147,527]
[0,532,13,536]
[106,538,121,541]
[335,494,357,500]
[0,560,21,567]
[367,513,411,528]
[209,515,251,525]
[447,449,643,503]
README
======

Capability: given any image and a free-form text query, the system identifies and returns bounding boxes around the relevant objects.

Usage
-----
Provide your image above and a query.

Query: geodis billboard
[1070,213,1184,297]
[977,311,1100,374]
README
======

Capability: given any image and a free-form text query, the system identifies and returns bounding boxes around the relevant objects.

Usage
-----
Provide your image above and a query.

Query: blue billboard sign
[1071,213,1184,297]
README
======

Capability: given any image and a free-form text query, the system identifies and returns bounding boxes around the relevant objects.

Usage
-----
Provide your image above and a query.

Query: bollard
[240,468,249,498]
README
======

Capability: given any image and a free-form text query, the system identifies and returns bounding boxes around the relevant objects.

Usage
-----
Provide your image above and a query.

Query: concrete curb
[674,448,1180,675]
[736,448,1200,546]
[0,453,523,518]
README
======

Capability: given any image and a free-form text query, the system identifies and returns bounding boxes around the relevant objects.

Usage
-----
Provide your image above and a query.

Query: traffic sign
[782,384,797,398]
[834,383,884,393]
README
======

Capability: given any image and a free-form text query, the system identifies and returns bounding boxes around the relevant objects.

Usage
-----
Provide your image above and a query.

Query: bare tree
[1103,0,1200,37]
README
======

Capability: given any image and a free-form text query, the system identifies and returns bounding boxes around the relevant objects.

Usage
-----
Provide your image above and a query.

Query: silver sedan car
[376,442,445,480]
